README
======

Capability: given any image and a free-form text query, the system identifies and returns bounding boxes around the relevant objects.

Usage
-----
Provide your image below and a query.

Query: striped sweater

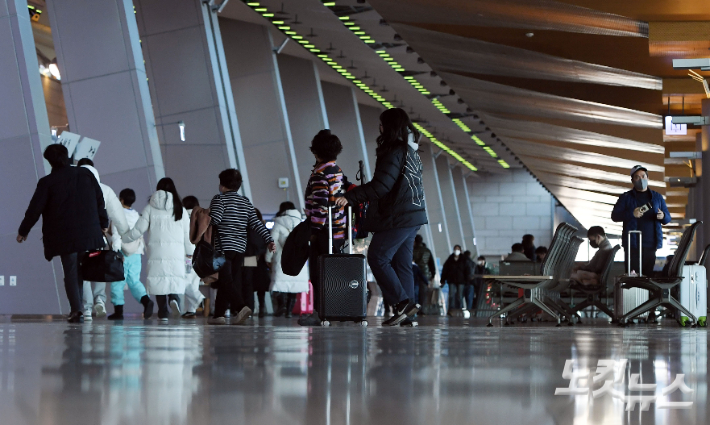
[305,161,346,239]
[209,191,273,253]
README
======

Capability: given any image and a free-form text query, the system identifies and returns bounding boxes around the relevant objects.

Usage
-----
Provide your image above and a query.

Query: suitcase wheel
[678,317,690,327]
[698,317,707,327]
[358,320,368,327]
[321,320,331,327]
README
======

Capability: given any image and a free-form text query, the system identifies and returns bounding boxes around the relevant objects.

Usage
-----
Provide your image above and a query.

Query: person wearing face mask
[441,245,471,312]
[570,226,613,286]
[612,165,671,275]
[468,255,490,312]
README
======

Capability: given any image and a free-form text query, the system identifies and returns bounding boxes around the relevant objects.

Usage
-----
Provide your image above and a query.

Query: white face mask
[477,261,485,266]
[454,249,461,256]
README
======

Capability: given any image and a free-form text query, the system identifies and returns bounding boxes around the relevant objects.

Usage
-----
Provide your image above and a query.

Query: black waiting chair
[569,245,621,322]
[698,243,710,267]
[616,221,702,326]
[485,223,578,327]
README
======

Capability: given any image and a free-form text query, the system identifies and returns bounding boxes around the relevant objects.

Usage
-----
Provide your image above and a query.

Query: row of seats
[484,221,704,327]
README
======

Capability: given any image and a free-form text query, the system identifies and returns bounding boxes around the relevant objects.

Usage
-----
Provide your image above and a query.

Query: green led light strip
[413,123,477,171]
[331,7,509,169]
[244,1,475,171]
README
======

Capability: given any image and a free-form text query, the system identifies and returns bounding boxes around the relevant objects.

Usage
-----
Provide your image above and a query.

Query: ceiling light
[48,61,61,80]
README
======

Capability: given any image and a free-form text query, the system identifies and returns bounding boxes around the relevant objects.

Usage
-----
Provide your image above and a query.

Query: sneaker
[298,313,322,327]
[382,314,406,326]
[224,310,232,318]
[400,318,419,327]
[170,299,181,318]
[208,316,226,325]
[83,310,93,321]
[107,313,124,321]
[395,299,420,318]
[182,312,197,319]
[94,302,106,318]
[158,317,169,324]
[231,307,252,325]
[67,311,84,323]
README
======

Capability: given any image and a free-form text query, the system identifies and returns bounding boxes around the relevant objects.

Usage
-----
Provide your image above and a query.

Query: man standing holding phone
[611,165,671,275]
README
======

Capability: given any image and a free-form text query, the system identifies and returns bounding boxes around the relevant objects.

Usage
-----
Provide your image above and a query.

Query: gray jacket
[581,238,613,274]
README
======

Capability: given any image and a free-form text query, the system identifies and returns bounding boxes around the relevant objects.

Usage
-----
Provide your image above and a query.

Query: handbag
[80,237,125,282]
[281,220,311,276]
[192,225,226,279]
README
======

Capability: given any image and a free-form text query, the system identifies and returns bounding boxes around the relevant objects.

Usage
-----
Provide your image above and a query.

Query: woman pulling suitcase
[335,108,428,327]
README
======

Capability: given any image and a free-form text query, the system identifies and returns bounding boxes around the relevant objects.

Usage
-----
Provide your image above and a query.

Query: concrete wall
[468,169,554,257]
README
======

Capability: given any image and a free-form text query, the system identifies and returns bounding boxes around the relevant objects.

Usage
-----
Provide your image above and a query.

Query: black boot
[156,295,169,321]
[285,294,297,318]
[108,305,124,320]
[141,295,154,319]
[257,291,266,318]
[67,311,84,323]
[274,293,287,317]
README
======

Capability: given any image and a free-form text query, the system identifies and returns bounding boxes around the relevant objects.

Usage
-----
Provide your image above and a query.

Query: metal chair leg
[533,299,560,326]
[488,297,525,326]
[668,298,697,325]
[621,298,662,324]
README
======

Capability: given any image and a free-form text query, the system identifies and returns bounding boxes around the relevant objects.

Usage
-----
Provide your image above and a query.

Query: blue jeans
[110,254,147,306]
[463,285,476,310]
[367,226,420,306]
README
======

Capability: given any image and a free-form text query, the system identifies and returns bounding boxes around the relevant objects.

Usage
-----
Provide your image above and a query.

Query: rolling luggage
[679,265,708,327]
[613,231,649,323]
[317,206,368,326]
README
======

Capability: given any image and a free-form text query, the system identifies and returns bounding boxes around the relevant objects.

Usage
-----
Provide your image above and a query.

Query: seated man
[504,243,530,261]
[571,226,613,286]
[535,246,548,263]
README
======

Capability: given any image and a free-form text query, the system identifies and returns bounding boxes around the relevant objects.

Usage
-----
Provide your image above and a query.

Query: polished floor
[0,315,707,425]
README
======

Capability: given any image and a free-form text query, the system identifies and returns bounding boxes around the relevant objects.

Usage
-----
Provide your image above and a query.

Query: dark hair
[414,234,423,244]
[119,188,136,207]
[44,144,70,169]
[277,201,296,216]
[310,129,342,162]
[522,234,535,247]
[219,168,242,191]
[453,245,462,251]
[535,246,548,255]
[182,196,200,210]
[254,208,263,223]
[477,256,486,261]
[376,108,419,155]
[464,250,471,258]
[77,158,94,167]
[156,177,183,221]
[512,243,524,253]
[587,226,606,238]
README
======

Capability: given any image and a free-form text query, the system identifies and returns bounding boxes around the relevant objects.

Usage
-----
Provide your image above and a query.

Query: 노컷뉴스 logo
[555,359,694,411]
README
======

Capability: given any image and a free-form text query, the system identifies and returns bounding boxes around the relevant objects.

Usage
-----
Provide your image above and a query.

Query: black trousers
[60,253,83,313]
[308,233,344,314]
[624,247,657,276]
[214,251,246,317]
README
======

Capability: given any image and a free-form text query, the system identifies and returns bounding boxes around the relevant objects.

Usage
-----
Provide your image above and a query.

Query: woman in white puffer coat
[122,178,194,321]
[266,202,309,318]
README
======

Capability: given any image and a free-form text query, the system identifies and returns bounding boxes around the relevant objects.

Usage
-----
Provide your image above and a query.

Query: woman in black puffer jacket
[336,108,428,327]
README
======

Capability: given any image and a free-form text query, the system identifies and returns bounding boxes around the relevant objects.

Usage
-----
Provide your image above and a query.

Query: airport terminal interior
[2,0,710,424]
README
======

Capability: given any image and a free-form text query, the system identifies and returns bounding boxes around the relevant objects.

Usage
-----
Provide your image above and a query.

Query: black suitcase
[317,206,368,326]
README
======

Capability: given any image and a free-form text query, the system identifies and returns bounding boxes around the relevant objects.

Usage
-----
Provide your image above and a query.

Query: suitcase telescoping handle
[628,230,643,276]
[327,205,353,255]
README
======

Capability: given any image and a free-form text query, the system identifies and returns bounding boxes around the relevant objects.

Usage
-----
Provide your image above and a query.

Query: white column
[0,0,64,314]
[454,167,478,257]
[436,155,465,250]
[220,19,303,214]
[134,0,249,205]
[277,54,330,195]
[321,81,372,181]
[420,142,452,263]
[46,0,164,204]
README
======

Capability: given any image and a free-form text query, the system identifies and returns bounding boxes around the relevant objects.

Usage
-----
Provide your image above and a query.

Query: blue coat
[611,189,671,249]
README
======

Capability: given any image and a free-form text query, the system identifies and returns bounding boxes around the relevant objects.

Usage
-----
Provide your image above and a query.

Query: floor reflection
[0,318,707,425]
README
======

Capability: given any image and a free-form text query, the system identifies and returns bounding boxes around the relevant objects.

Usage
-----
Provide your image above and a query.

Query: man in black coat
[17,145,108,323]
